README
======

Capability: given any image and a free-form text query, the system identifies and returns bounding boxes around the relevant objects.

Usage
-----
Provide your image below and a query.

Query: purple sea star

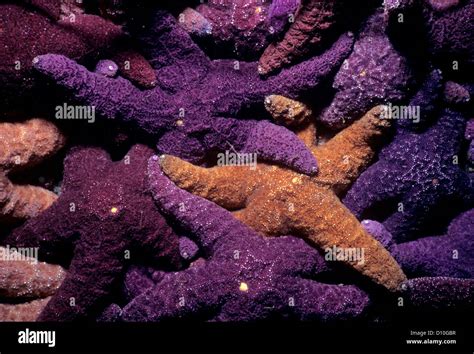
[444,81,471,106]
[396,69,443,130]
[384,0,474,79]
[344,108,474,242]
[115,156,371,322]
[2,145,183,321]
[401,277,474,310]
[319,11,414,129]
[266,0,300,38]
[0,1,156,110]
[362,209,474,278]
[31,7,355,174]
[180,0,273,59]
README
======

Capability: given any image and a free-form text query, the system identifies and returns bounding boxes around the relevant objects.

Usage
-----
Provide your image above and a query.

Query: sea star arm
[264,94,317,148]
[236,184,407,291]
[37,228,130,321]
[397,69,443,130]
[159,115,319,180]
[313,106,391,195]
[160,155,256,210]
[1,148,110,262]
[382,182,469,242]
[343,161,402,219]
[259,0,341,75]
[33,54,173,133]
[266,0,300,38]
[1,199,77,264]
[212,32,354,117]
[0,246,66,298]
[0,118,65,173]
[288,278,369,321]
[398,209,474,278]
[148,156,244,252]
[208,118,318,174]
[402,277,474,310]
[364,208,474,279]
[121,265,224,322]
[264,32,354,97]
[0,175,57,222]
[0,298,52,322]
[132,7,211,92]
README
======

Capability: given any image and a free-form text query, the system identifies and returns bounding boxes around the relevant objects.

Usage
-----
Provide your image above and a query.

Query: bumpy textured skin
[22,0,85,20]
[0,119,65,173]
[320,12,414,129]
[397,69,443,130]
[122,266,157,302]
[0,174,57,223]
[259,0,342,75]
[427,0,460,12]
[402,277,474,310]
[117,157,370,322]
[0,298,51,322]
[444,81,471,105]
[179,8,212,37]
[426,1,474,72]
[188,0,272,59]
[59,0,85,19]
[0,1,156,109]
[266,0,300,37]
[385,0,474,78]
[2,145,183,321]
[264,95,313,128]
[160,103,407,291]
[95,59,119,78]
[179,237,200,261]
[32,8,355,174]
[0,247,66,298]
[0,245,64,322]
[110,49,158,89]
[0,119,65,222]
[344,109,474,242]
[362,210,474,278]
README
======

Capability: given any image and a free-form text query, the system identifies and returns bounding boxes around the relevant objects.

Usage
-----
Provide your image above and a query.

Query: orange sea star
[0,118,65,223]
[160,96,407,291]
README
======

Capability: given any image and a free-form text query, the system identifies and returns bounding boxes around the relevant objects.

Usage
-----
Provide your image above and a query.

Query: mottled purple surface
[2,145,183,321]
[0,0,473,325]
[402,277,474,309]
[397,69,443,130]
[266,0,300,37]
[344,109,474,242]
[32,8,356,174]
[444,81,471,106]
[179,237,200,261]
[426,1,474,73]
[115,156,370,322]
[94,59,119,77]
[319,12,414,128]
[363,209,474,278]
[0,1,155,110]
[192,0,273,59]
[385,0,474,79]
